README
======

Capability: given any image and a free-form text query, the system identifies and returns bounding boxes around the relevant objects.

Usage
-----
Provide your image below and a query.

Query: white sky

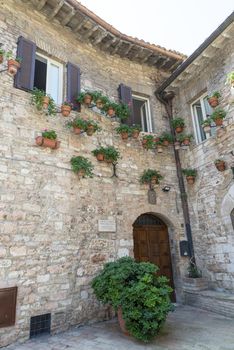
[80,0,233,55]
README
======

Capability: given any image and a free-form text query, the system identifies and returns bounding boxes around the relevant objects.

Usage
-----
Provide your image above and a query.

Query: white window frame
[190,92,211,144]
[35,52,63,105]
[132,94,153,132]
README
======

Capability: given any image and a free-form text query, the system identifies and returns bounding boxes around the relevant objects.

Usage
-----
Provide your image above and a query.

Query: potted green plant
[66,118,87,134]
[103,146,120,163]
[115,103,130,121]
[130,124,142,139]
[31,88,57,116]
[160,132,173,146]
[214,159,226,172]
[171,117,185,133]
[207,91,221,107]
[104,101,118,117]
[91,146,106,161]
[35,129,59,149]
[92,257,173,342]
[115,124,131,140]
[211,108,226,126]
[182,168,197,184]
[201,118,212,133]
[76,91,93,106]
[86,120,101,136]
[92,91,109,110]
[142,135,155,150]
[226,71,234,87]
[154,138,163,153]
[70,156,94,177]
[61,101,73,117]
[6,51,22,76]
[140,169,163,185]
[0,48,5,64]
[178,133,193,146]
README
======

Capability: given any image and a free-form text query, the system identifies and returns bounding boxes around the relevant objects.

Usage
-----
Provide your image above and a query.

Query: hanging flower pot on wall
[207,92,221,108]
[35,130,60,150]
[61,102,72,117]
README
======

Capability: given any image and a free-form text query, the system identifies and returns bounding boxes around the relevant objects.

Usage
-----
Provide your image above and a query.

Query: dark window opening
[33,56,47,91]
[30,313,51,338]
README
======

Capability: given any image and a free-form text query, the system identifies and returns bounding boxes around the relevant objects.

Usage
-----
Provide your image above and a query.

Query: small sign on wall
[98,219,116,232]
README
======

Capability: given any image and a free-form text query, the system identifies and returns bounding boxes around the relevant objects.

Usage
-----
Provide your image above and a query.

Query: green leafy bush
[92,257,173,342]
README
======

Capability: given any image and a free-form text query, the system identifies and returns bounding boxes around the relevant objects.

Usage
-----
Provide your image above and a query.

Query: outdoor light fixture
[162,186,171,192]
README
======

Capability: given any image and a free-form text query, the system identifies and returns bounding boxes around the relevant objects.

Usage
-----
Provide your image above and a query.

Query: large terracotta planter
[96,153,105,161]
[61,105,71,117]
[215,160,226,172]
[186,176,195,184]
[175,126,184,133]
[208,96,219,107]
[107,107,115,117]
[42,96,50,109]
[7,59,20,76]
[117,307,130,336]
[214,118,223,126]
[121,132,128,140]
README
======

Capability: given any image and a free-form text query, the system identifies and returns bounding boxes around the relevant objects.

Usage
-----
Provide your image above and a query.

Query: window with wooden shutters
[14,36,36,91]
[67,62,81,110]
[118,83,134,125]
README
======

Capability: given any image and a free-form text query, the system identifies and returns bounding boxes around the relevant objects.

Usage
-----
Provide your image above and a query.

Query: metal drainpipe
[155,90,196,265]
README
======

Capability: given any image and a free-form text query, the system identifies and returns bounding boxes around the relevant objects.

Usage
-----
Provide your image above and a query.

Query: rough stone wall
[0,1,185,346]
[172,37,234,292]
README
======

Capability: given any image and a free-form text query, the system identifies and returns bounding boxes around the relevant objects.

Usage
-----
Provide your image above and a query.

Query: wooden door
[133,224,175,300]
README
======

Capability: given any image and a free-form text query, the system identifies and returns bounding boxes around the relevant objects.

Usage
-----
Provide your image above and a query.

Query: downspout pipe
[155,90,195,265]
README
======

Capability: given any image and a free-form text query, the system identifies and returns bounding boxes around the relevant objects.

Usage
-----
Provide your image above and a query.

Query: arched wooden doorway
[133,213,175,300]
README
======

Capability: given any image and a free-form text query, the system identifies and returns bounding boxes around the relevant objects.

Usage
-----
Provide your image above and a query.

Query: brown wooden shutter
[118,83,134,125]
[14,36,36,91]
[67,62,81,111]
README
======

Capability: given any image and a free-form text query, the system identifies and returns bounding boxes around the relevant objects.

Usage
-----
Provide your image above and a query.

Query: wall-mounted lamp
[162,186,171,192]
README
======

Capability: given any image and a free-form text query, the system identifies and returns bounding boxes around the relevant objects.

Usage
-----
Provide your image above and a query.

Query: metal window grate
[133,214,165,226]
[30,313,51,338]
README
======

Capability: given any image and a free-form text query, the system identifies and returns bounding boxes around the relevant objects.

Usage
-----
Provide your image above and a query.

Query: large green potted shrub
[92,257,173,342]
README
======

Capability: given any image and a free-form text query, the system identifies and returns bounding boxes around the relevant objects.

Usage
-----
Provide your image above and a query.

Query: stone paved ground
[5,306,234,350]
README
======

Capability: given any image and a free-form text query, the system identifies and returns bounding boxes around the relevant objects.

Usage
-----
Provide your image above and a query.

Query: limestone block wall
[172,37,234,292]
[0,1,186,346]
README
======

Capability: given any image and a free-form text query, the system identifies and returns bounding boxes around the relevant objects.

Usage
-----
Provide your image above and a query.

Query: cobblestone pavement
[5,306,234,350]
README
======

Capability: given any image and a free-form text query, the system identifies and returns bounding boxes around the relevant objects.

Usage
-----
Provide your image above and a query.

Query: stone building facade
[0,0,233,347]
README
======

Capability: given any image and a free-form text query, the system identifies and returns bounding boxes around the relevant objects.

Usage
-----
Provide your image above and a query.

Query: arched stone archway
[133,213,175,300]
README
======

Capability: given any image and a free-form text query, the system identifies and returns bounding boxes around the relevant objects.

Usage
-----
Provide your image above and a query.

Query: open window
[191,93,214,144]
[34,53,63,104]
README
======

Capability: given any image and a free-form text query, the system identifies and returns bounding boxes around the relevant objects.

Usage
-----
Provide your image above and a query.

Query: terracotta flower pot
[61,105,71,117]
[35,136,44,146]
[157,145,163,153]
[107,107,115,117]
[182,139,190,146]
[121,132,129,140]
[215,161,226,172]
[132,130,140,139]
[86,125,95,136]
[175,126,184,133]
[77,169,85,177]
[214,118,223,126]
[7,59,20,76]
[208,96,219,107]
[96,153,105,161]
[73,127,82,134]
[42,96,50,109]
[96,100,103,109]
[42,138,57,149]
[186,176,195,184]
[163,140,169,146]
[84,94,92,106]
[0,55,3,64]
[203,125,211,133]
[117,307,130,336]
[150,176,158,185]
